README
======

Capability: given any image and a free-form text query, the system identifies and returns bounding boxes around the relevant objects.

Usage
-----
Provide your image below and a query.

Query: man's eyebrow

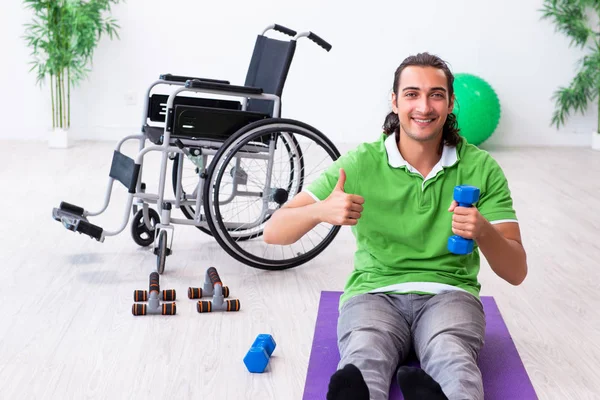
[401,86,447,92]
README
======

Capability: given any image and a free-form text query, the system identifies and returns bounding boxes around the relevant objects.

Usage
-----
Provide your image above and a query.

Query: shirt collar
[384,132,458,169]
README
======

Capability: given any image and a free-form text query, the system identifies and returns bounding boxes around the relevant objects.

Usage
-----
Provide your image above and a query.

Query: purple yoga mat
[303,291,538,400]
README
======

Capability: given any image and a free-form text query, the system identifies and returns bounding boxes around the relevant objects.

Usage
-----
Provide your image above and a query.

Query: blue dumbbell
[448,185,481,254]
[243,334,276,373]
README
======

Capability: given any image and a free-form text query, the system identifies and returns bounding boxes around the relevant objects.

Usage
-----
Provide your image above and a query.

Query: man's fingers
[452,227,473,239]
[336,215,361,226]
[346,211,361,220]
[349,203,364,213]
[452,214,474,223]
[349,194,365,205]
[448,200,458,212]
[344,218,359,226]
[451,206,476,216]
[335,168,346,192]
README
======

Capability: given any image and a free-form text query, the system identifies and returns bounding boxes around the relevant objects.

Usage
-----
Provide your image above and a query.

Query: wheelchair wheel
[203,118,341,270]
[172,134,303,241]
[131,208,160,247]
[156,230,167,274]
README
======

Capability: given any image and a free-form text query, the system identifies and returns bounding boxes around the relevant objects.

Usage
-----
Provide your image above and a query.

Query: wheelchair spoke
[205,121,342,270]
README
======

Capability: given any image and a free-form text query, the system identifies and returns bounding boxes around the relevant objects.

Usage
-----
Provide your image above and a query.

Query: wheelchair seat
[145,96,270,144]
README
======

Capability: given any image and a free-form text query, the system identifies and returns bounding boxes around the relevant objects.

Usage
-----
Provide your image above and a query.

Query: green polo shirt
[305,133,518,308]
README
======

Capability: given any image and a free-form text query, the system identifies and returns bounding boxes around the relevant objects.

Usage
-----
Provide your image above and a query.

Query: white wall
[1,0,598,148]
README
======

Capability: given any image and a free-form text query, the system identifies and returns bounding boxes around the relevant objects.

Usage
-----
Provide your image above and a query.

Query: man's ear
[391,92,399,114]
[448,94,455,113]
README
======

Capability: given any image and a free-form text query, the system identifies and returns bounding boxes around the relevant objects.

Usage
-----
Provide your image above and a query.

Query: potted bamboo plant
[541,0,600,150]
[24,0,121,148]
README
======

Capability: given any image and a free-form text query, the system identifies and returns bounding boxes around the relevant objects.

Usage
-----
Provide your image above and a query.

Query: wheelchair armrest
[160,73,230,85]
[185,79,263,95]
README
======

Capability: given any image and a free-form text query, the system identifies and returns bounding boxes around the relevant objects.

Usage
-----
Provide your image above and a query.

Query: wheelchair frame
[52,24,341,273]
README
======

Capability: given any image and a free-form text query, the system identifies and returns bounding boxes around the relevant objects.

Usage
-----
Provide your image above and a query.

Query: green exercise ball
[452,73,501,146]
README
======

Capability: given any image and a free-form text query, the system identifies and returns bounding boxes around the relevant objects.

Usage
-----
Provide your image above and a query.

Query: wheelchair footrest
[52,204,104,242]
[58,201,84,217]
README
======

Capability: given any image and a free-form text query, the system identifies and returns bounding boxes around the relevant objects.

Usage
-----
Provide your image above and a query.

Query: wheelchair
[52,24,342,273]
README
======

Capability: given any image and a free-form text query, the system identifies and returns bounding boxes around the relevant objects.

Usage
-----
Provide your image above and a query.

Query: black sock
[396,366,448,400]
[326,364,370,400]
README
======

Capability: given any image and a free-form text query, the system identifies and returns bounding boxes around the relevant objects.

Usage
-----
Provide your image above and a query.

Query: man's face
[392,66,454,143]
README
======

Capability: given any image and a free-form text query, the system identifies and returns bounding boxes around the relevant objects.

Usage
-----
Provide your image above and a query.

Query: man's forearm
[476,221,528,285]
[263,203,323,245]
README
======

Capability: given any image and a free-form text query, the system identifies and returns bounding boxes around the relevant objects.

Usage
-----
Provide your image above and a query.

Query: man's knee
[426,330,483,361]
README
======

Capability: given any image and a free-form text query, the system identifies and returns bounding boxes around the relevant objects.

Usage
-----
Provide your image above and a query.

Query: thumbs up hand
[335,168,347,191]
[319,168,365,226]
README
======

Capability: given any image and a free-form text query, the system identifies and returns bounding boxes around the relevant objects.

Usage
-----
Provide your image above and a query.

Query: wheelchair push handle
[308,32,332,51]
[272,24,297,37]
[295,31,332,52]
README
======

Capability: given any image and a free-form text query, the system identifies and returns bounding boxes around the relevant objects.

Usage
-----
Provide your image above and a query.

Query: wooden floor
[0,139,599,400]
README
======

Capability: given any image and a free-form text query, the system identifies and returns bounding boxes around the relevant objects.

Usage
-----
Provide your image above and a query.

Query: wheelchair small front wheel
[156,230,168,274]
[131,208,160,247]
[204,118,341,270]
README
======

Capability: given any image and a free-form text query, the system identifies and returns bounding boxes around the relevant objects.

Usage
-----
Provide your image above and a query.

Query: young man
[263,53,528,400]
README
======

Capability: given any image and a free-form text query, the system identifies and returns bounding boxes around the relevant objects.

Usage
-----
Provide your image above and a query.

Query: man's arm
[449,201,528,286]
[263,168,365,245]
[263,192,321,245]
[476,221,528,286]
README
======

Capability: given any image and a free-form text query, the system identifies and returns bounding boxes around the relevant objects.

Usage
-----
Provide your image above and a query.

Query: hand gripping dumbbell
[448,185,481,255]
[243,334,276,373]
[132,272,176,316]
[189,267,240,313]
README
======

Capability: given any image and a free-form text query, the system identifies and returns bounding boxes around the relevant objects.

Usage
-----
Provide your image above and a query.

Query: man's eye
[432,93,445,98]
[405,93,416,97]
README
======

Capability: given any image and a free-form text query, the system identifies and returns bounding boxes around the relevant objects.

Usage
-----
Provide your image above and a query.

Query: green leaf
[542,0,600,131]
[23,0,122,126]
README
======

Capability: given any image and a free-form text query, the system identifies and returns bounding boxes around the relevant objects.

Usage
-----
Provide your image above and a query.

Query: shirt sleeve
[477,156,518,224]
[303,147,360,201]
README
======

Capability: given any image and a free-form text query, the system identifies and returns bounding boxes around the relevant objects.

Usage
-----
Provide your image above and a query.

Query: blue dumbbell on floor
[243,334,276,373]
[448,185,481,255]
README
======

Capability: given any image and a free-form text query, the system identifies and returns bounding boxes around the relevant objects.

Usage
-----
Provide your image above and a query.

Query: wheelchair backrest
[244,35,296,116]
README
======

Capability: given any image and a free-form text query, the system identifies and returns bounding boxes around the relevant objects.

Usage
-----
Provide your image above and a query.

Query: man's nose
[416,97,433,114]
